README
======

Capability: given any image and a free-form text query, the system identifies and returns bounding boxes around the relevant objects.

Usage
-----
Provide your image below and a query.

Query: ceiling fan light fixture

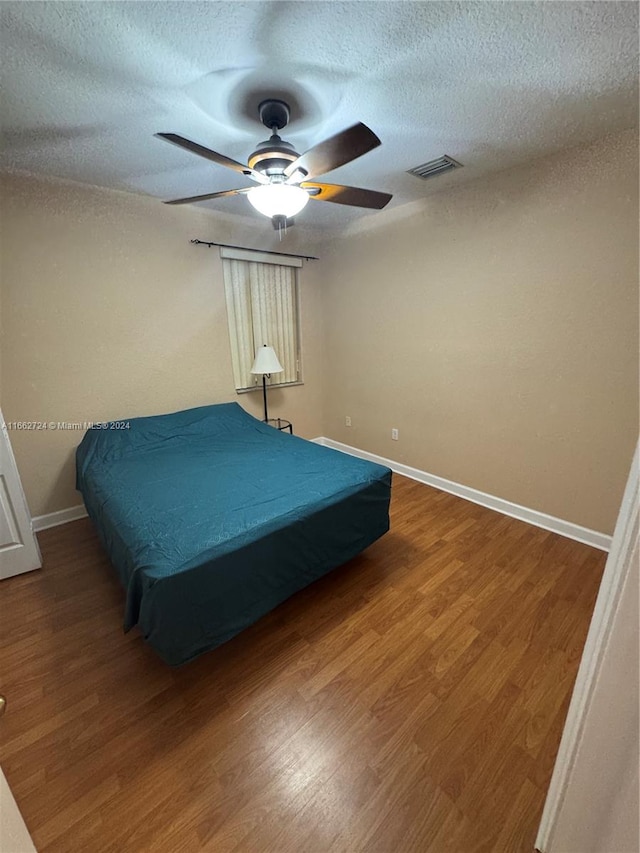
[157,103,392,217]
[247,184,309,219]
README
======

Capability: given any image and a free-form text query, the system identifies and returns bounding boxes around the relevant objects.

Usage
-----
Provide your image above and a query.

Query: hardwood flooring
[0,476,606,852]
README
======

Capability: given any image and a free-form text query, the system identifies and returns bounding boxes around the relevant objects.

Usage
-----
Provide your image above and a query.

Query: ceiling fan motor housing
[248,99,303,177]
[248,134,300,176]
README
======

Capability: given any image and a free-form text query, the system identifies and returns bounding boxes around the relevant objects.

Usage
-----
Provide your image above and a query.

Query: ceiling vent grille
[406,155,462,180]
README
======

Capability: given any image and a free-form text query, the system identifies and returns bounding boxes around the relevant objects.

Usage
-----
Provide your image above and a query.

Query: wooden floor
[1,476,606,852]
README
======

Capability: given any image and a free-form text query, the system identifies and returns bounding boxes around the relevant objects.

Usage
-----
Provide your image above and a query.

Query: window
[221,247,302,392]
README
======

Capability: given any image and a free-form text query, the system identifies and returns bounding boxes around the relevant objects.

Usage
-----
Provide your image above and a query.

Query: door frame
[535,440,639,851]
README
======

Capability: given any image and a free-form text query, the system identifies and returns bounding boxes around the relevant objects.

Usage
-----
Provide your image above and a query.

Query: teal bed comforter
[76,403,391,665]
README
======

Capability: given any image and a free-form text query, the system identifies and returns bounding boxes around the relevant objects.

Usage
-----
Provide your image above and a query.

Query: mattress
[76,403,391,664]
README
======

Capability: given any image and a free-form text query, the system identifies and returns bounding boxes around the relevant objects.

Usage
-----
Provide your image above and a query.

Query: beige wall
[0,173,325,516]
[319,130,639,535]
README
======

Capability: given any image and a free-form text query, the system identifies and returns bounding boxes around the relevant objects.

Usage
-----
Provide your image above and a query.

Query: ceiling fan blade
[163,187,251,205]
[156,133,267,182]
[302,182,392,210]
[284,123,381,180]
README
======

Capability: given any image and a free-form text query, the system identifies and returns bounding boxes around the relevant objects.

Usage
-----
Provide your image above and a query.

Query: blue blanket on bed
[76,403,391,664]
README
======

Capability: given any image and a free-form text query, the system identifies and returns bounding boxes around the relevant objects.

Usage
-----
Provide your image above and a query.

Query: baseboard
[32,505,87,532]
[312,437,612,552]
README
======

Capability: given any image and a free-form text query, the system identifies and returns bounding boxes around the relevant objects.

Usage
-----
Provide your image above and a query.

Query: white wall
[0,767,36,853]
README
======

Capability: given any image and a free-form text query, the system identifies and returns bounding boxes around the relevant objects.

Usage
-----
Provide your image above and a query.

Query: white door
[0,411,41,579]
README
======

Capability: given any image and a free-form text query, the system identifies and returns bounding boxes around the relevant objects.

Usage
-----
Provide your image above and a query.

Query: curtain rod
[190,239,318,261]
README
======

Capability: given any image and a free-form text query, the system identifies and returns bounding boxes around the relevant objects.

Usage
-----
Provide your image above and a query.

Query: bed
[76,402,392,665]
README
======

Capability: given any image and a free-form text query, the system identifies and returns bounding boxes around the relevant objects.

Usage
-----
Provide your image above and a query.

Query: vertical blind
[223,257,300,391]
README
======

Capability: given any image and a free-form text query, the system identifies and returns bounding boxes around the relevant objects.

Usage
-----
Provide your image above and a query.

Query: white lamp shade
[250,345,284,375]
[247,184,310,219]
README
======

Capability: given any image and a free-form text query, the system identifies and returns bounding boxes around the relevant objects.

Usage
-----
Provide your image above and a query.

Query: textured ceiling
[1,1,638,233]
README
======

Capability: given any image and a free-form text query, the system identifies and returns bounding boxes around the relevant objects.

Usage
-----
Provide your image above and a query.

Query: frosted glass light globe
[247,184,310,218]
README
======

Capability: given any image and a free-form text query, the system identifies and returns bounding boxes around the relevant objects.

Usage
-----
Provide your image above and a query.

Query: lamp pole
[262,374,269,421]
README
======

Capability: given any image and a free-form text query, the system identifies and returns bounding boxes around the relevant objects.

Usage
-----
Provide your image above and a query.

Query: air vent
[406,155,462,180]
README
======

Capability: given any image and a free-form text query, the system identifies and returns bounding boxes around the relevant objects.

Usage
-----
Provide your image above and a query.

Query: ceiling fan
[156,99,392,231]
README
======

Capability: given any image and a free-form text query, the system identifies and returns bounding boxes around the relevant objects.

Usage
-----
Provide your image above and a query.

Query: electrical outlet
[391,428,399,440]
[345,416,352,427]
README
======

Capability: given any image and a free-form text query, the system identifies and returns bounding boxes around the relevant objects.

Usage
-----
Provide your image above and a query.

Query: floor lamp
[250,345,284,421]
